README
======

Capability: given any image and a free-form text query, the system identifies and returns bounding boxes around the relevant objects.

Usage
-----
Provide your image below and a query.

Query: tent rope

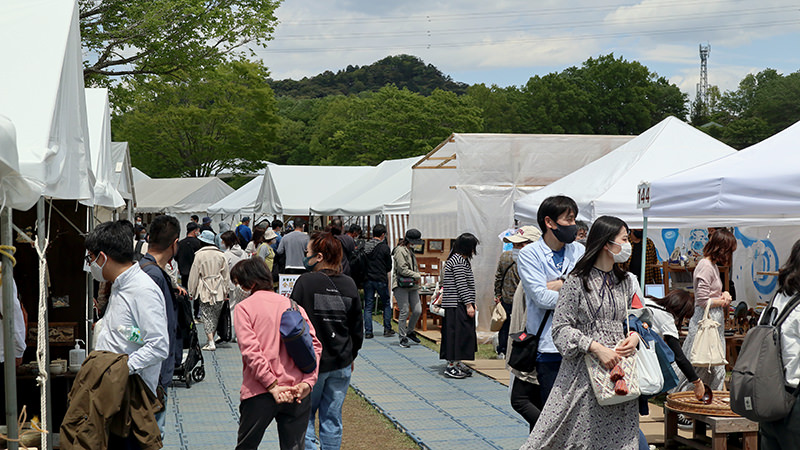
[33,234,49,450]
[0,245,15,267]
[0,405,48,450]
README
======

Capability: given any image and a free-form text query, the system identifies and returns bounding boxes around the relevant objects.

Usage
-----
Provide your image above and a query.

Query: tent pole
[640,216,648,291]
[37,199,53,450]
[2,208,19,450]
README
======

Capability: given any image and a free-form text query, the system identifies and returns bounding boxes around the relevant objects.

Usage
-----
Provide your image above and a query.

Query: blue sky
[253,0,800,98]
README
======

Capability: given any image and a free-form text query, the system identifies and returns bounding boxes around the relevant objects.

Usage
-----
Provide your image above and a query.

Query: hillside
[268,54,468,98]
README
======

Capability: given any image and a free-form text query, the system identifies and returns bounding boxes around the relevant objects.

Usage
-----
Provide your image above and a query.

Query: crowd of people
[10,200,792,450]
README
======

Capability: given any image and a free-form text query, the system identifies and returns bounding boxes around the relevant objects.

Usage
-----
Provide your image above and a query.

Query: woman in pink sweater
[231,258,322,450]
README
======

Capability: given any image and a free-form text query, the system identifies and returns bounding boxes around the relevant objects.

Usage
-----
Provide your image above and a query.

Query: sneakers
[399,338,411,348]
[456,362,473,377]
[383,329,396,337]
[365,332,374,339]
[496,352,505,360]
[202,342,216,351]
[677,413,693,429]
[407,332,421,344]
[444,365,468,379]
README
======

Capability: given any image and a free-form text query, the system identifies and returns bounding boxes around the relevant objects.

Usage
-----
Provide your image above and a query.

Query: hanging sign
[637,182,651,209]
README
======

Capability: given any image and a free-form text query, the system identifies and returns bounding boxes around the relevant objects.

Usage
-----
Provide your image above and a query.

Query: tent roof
[644,119,800,226]
[132,167,152,184]
[135,177,235,214]
[110,142,135,202]
[255,165,374,216]
[0,115,41,211]
[514,116,737,228]
[310,156,419,216]
[86,88,124,208]
[207,175,263,216]
[0,0,95,203]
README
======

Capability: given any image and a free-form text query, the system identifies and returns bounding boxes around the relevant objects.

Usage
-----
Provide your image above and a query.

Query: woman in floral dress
[521,215,640,450]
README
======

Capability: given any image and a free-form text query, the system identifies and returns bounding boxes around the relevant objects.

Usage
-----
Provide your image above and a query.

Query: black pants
[236,392,311,450]
[496,302,513,354]
[510,377,542,432]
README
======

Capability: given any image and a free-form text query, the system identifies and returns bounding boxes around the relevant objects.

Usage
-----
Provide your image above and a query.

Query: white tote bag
[636,338,664,395]
[690,301,728,366]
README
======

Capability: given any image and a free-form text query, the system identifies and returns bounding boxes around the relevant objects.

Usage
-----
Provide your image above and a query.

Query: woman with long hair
[521,216,640,449]
[674,229,736,398]
[439,233,480,379]
[392,229,423,348]
[759,238,800,449]
[230,258,322,450]
[290,232,363,450]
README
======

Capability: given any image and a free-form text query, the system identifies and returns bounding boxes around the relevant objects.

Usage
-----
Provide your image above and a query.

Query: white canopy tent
[135,177,234,235]
[207,175,264,224]
[110,142,136,220]
[0,0,95,205]
[0,115,41,211]
[514,116,737,228]
[254,165,373,217]
[411,133,634,330]
[85,88,124,209]
[132,167,152,184]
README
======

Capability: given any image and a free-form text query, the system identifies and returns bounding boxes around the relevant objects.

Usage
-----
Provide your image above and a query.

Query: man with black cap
[235,216,252,249]
[176,222,203,290]
[200,216,214,234]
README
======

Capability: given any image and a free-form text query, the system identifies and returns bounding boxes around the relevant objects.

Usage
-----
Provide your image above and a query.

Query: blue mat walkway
[160,320,530,449]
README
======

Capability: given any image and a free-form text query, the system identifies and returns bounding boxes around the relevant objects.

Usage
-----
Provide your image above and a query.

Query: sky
[251,0,800,98]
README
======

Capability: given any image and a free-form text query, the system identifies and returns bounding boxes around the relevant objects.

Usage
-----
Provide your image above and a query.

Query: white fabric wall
[408,168,459,239]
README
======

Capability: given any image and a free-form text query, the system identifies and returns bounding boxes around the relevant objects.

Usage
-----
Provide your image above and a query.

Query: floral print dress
[520,268,639,450]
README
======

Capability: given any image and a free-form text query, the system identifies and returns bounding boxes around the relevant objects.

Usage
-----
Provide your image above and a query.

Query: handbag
[508,310,552,373]
[280,299,317,374]
[690,301,728,366]
[216,300,232,342]
[429,287,444,317]
[636,338,664,396]
[585,342,641,406]
[490,302,507,332]
[397,276,416,288]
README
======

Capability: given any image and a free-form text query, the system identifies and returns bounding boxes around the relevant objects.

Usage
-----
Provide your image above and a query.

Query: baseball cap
[504,226,542,244]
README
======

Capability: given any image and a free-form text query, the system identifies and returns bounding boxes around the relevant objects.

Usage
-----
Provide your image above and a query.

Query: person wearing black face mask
[138,214,185,438]
[516,195,586,407]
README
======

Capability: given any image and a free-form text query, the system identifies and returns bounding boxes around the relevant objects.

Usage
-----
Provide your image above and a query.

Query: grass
[341,387,421,450]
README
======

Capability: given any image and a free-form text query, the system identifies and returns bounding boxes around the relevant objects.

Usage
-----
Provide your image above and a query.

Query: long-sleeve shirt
[0,276,26,363]
[517,239,585,354]
[188,246,230,304]
[94,264,169,394]
[762,292,800,388]
[494,251,519,304]
[441,253,476,307]
[277,231,309,270]
[693,258,722,309]
[391,245,420,290]
[139,254,181,389]
[234,290,322,401]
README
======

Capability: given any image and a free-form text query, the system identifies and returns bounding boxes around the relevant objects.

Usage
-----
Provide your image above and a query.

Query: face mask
[90,253,107,282]
[303,254,319,271]
[135,221,142,226]
[551,223,578,244]
[511,248,520,262]
[608,241,632,263]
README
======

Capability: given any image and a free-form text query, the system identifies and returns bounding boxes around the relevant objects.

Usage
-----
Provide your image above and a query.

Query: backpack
[280,299,317,373]
[133,240,146,262]
[730,293,800,422]
[349,245,369,286]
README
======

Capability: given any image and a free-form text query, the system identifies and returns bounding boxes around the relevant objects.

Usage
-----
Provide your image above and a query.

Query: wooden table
[724,334,745,370]
[664,406,758,450]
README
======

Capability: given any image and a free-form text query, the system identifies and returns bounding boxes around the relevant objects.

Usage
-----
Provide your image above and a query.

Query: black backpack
[349,246,368,285]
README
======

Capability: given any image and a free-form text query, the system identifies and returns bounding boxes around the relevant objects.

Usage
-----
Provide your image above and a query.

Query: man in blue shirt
[517,195,585,405]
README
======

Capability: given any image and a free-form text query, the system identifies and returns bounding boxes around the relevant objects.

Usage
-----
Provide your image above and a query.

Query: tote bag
[690,302,727,367]
[585,347,640,406]
[636,338,664,396]
[490,302,507,332]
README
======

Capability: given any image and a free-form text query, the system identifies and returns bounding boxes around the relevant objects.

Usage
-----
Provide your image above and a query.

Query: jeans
[638,429,649,450]
[363,280,391,334]
[237,393,311,450]
[306,366,352,450]
[155,389,168,440]
[510,376,542,432]
[535,353,562,406]
[496,302,513,354]
[393,287,420,339]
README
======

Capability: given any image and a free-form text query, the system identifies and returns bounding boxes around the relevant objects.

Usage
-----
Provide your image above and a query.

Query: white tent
[0,0,95,204]
[207,175,264,221]
[310,156,419,216]
[132,167,152,184]
[255,165,373,217]
[136,177,234,234]
[514,116,737,228]
[86,88,125,209]
[411,132,634,330]
[645,120,800,227]
[110,142,136,203]
[0,115,40,211]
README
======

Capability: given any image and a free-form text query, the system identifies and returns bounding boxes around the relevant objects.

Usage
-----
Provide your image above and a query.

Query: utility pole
[696,44,711,112]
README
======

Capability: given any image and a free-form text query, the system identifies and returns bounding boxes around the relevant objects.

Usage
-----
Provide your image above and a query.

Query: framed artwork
[410,240,425,254]
[427,239,444,253]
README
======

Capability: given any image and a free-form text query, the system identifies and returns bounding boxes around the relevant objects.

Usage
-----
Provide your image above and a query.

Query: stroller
[173,293,205,387]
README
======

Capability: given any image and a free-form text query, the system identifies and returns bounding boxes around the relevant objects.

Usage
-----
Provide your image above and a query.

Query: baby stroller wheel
[192,366,205,382]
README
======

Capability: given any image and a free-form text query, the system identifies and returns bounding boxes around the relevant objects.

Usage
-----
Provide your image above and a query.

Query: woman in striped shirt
[440,233,480,379]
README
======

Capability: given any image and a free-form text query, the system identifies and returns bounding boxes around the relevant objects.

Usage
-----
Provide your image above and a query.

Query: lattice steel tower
[697,44,711,107]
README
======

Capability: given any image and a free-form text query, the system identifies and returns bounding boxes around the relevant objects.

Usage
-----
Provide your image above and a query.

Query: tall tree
[112,60,278,177]
[80,0,280,84]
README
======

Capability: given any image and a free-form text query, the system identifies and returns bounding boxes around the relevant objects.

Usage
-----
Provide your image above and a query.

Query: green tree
[80,0,280,84]
[112,60,278,177]
[466,84,526,133]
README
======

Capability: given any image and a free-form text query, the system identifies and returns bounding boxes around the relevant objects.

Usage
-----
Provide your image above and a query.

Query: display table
[664,406,758,450]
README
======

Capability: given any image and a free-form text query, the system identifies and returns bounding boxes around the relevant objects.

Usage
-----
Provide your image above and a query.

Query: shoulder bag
[508,310,551,373]
[690,301,727,367]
